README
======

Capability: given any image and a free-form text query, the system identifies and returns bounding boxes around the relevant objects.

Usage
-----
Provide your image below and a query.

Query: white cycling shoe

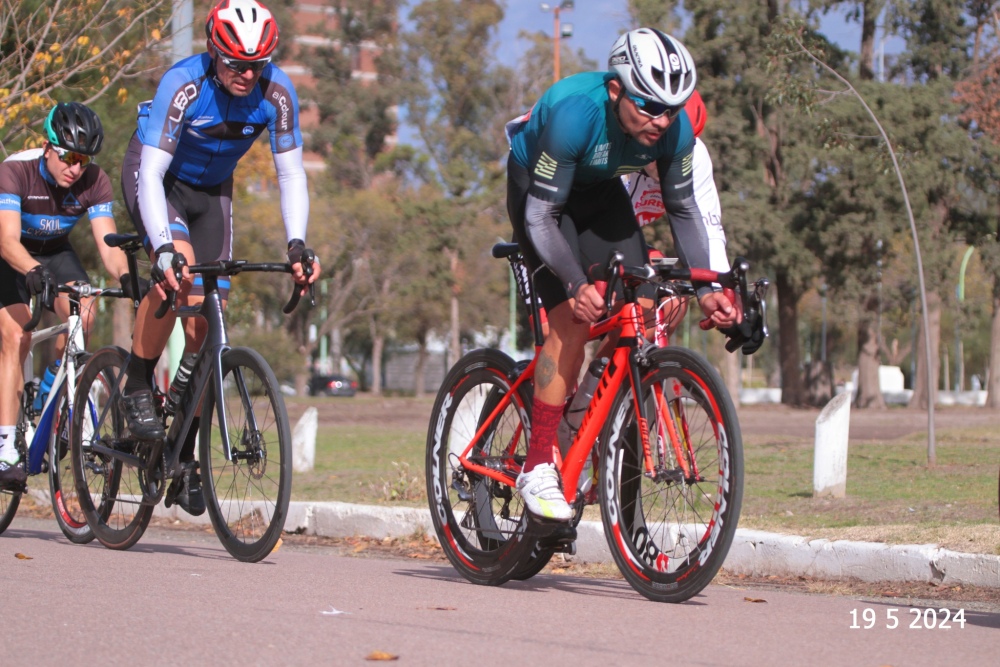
[516,463,573,522]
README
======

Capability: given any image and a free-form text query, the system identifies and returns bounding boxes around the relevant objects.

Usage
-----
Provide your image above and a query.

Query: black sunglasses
[627,93,683,121]
[219,55,271,74]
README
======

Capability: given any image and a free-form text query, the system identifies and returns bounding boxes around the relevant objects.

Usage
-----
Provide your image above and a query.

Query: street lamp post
[541,1,574,82]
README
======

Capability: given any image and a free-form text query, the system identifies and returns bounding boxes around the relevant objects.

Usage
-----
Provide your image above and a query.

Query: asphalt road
[3,516,997,666]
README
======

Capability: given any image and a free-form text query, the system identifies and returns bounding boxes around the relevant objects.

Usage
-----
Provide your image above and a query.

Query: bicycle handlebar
[23,283,125,332]
[152,252,317,319]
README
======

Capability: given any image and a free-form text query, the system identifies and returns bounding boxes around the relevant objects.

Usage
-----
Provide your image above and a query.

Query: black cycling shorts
[507,160,651,310]
[0,244,88,310]
[121,132,233,299]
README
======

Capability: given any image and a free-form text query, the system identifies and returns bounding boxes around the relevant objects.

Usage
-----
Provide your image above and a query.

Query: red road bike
[425,243,768,602]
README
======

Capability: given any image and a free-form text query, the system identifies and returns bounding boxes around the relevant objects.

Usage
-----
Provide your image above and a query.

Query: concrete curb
[248,500,1000,589]
[36,489,997,589]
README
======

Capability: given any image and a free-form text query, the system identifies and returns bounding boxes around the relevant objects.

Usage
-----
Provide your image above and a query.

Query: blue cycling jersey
[137,53,303,187]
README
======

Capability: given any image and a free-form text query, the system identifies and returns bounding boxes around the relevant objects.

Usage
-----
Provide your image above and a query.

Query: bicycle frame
[23,310,84,475]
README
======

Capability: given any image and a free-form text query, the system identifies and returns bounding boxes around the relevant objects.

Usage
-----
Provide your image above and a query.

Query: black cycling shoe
[119,390,165,441]
[165,461,206,516]
[0,460,27,490]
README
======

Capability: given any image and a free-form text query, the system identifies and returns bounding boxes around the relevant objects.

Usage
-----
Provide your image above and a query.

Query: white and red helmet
[608,28,697,108]
[206,0,279,61]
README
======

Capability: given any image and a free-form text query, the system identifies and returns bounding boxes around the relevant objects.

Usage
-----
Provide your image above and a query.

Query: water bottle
[166,353,197,413]
[556,357,608,492]
[33,359,61,412]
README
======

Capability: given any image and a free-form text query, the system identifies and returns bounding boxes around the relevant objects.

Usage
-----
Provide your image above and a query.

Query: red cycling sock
[523,398,564,474]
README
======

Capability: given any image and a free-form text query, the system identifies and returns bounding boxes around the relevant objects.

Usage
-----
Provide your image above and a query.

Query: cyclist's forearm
[91,216,130,279]
[0,210,40,274]
[136,145,175,252]
[524,194,587,295]
[274,148,309,243]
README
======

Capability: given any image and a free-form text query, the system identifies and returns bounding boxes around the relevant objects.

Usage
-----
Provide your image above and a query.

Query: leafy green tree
[1,0,170,150]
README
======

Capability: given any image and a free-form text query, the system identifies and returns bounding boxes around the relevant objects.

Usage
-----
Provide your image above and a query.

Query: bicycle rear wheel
[200,347,291,563]
[425,349,536,586]
[49,373,95,544]
[71,346,153,550]
[599,346,743,603]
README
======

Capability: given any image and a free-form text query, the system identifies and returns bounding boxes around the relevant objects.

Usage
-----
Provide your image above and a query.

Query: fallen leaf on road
[15,553,32,560]
[408,553,431,559]
[426,606,456,611]
[271,538,283,553]
[743,597,767,603]
[365,651,398,661]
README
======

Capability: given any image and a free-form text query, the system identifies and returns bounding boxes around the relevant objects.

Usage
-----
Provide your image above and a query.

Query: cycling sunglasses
[219,55,271,75]
[49,144,92,168]
[627,93,683,121]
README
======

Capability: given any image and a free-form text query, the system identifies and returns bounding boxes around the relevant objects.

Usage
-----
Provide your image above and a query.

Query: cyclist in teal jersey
[505,28,738,521]
[0,103,134,486]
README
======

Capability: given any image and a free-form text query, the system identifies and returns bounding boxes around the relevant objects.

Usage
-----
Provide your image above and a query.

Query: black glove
[150,243,187,286]
[286,239,306,266]
[25,265,55,309]
[119,273,150,301]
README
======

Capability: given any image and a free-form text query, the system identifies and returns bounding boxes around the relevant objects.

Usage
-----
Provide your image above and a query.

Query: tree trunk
[908,289,941,410]
[854,298,886,409]
[775,270,804,406]
[369,318,384,396]
[414,339,428,398]
[446,249,462,364]
[987,292,1000,408]
[858,0,884,81]
[722,349,741,409]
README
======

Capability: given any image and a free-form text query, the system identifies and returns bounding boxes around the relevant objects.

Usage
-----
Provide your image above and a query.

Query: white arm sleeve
[691,138,729,273]
[137,145,176,252]
[274,147,309,243]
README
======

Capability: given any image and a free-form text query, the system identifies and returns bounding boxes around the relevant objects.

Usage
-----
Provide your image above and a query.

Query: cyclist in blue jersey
[0,103,133,486]
[119,0,320,514]
[506,28,738,521]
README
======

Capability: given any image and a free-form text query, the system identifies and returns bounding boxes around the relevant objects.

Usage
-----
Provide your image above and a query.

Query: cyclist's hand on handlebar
[572,283,606,324]
[25,265,55,310]
[287,239,320,292]
[698,290,739,329]
[150,243,189,299]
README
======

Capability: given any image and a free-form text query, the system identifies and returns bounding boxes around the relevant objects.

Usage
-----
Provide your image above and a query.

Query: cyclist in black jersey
[118,0,320,515]
[0,103,134,487]
[506,29,739,521]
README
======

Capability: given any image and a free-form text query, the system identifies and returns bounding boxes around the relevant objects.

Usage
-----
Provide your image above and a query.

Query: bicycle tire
[199,347,292,563]
[598,346,743,603]
[49,370,95,544]
[425,349,536,586]
[71,346,152,550]
[0,408,31,535]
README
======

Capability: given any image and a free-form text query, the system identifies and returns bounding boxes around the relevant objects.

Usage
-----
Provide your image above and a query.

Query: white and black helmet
[608,28,697,107]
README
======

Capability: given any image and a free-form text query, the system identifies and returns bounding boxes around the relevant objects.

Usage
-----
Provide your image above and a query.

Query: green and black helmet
[44,102,104,155]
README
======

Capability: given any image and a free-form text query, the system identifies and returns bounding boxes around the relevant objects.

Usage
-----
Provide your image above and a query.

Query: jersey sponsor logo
[590,143,610,166]
[668,53,682,72]
[534,152,558,180]
[0,194,20,207]
[27,195,49,200]
[167,83,200,143]
[62,192,81,208]
[271,91,291,133]
[682,153,693,177]
[278,134,294,149]
[242,126,255,136]
[609,54,628,66]
[90,202,114,216]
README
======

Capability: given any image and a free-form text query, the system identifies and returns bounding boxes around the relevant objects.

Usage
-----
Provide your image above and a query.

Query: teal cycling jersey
[507,71,696,204]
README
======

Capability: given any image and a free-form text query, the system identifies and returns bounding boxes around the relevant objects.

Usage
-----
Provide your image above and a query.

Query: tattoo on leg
[536,352,557,390]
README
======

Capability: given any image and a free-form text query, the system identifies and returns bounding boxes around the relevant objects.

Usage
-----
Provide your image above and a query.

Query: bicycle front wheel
[599,346,743,603]
[200,347,291,563]
[71,346,153,550]
[425,349,537,586]
[49,375,95,544]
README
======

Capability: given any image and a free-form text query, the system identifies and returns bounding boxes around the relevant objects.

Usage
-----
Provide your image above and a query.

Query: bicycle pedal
[536,523,577,549]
